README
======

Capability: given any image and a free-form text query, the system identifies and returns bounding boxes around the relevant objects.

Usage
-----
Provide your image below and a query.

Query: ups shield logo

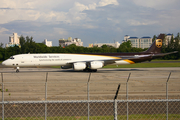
[156,39,162,48]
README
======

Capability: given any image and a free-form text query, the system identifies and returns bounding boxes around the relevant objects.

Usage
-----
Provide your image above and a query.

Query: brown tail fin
[145,34,165,53]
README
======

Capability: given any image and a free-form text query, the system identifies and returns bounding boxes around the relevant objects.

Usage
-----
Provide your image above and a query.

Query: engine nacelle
[90,61,103,69]
[61,65,72,69]
[73,62,86,71]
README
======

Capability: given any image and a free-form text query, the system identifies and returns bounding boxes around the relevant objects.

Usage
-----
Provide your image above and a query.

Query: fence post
[166,72,171,120]
[126,73,131,120]
[45,72,48,120]
[114,84,121,120]
[1,73,4,120]
[114,99,117,120]
[87,73,91,120]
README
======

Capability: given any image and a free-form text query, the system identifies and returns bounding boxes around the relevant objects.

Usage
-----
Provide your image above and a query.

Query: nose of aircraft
[2,61,6,66]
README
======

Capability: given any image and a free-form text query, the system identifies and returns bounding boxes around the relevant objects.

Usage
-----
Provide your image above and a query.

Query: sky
[0,0,180,47]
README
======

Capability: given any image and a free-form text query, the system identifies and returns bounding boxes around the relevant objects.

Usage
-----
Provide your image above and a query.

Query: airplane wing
[66,54,153,65]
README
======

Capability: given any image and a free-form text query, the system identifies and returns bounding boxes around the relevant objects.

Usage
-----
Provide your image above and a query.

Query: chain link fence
[0,100,180,120]
[0,72,180,119]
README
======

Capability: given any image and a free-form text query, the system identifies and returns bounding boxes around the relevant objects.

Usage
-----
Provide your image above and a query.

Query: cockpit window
[10,56,14,59]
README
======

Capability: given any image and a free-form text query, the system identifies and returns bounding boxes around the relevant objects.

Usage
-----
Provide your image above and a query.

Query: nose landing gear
[16,67,19,73]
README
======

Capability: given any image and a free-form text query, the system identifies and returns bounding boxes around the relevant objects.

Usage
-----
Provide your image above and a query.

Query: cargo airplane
[2,34,178,72]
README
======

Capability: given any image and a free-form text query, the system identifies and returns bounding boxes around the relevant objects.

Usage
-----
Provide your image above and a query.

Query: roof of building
[129,37,138,39]
[167,33,172,36]
[141,36,151,38]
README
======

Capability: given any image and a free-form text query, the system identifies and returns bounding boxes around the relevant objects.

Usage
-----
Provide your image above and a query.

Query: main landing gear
[83,68,97,72]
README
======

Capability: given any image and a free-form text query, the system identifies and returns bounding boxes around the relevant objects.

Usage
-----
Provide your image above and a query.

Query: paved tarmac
[0,67,179,101]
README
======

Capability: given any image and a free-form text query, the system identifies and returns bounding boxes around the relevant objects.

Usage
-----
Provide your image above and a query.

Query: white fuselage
[2,54,131,67]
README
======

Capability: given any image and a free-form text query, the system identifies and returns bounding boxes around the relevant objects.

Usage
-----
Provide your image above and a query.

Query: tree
[152,35,156,43]
[0,47,4,60]
[0,43,3,48]
[174,33,180,50]
[20,36,26,53]
[117,41,132,52]
[66,44,78,53]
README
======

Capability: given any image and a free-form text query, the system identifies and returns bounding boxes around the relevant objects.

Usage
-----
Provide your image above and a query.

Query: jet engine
[73,62,86,71]
[89,61,104,69]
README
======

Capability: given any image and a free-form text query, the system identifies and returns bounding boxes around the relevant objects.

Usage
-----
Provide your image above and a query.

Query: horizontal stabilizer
[153,51,178,57]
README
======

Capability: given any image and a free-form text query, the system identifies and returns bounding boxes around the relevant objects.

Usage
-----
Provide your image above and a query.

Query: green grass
[152,59,180,61]
[104,62,180,68]
[1,114,180,120]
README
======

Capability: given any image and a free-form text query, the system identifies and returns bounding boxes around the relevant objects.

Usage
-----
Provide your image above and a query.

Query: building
[128,37,139,48]
[124,35,152,49]
[6,33,20,47]
[139,37,152,49]
[88,44,93,47]
[59,37,83,47]
[91,42,120,48]
[124,35,130,42]
[9,33,19,44]
[165,34,174,45]
[43,39,52,47]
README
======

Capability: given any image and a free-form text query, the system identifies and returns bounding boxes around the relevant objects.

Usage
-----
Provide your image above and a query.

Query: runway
[0,67,180,101]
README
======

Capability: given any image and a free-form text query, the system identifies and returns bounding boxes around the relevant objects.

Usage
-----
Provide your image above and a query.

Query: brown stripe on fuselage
[124,60,135,64]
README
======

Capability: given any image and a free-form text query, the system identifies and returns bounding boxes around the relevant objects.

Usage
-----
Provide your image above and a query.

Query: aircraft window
[10,56,14,59]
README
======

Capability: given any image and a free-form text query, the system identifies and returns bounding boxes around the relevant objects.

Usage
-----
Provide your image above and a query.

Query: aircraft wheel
[92,69,97,72]
[16,69,19,73]
[83,69,87,72]
[83,69,97,72]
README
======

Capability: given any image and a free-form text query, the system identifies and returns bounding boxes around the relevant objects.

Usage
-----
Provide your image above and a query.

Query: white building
[139,37,152,49]
[6,33,20,47]
[59,37,83,47]
[126,36,152,49]
[165,34,174,45]
[128,37,139,48]
[43,39,52,47]
[124,35,130,42]
[92,42,120,48]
